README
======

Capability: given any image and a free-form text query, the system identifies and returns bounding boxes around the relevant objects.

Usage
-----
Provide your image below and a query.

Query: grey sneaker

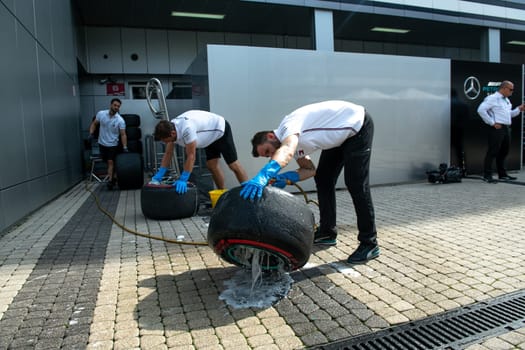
[347,244,380,264]
[314,237,337,246]
[313,227,337,246]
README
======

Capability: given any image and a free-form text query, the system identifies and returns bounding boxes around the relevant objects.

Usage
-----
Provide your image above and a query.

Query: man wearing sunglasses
[477,80,525,183]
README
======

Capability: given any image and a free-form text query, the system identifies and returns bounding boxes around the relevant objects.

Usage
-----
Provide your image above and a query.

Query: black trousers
[314,112,377,246]
[483,125,510,178]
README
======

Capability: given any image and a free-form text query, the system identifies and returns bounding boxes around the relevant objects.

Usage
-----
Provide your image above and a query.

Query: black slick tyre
[122,114,141,127]
[207,186,315,271]
[115,153,144,190]
[141,184,199,220]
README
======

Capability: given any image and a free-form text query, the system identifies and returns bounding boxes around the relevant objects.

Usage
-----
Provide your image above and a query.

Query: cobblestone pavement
[1,172,525,349]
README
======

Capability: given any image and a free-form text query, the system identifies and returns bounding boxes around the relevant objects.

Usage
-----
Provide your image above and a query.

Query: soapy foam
[219,247,292,309]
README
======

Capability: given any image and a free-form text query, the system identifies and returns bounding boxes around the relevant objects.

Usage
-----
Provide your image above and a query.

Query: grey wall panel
[13,0,34,36]
[1,0,14,12]
[1,182,31,229]
[35,0,52,52]
[87,27,123,73]
[50,0,76,76]
[146,29,170,74]
[207,45,450,190]
[0,191,5,233]
[122,28,147,73]
[23,44,47,179]
[56,72,82,178]
[26,176,51,217]
[225,33,251,46]
[168,30,197,74]
[41,60,67,173]
[0,5,19,188]
[196,32,225,56]
[1,21,34,187]
[0,0,81,233]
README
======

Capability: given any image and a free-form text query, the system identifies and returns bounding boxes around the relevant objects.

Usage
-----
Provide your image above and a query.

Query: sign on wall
[106,83,125,96]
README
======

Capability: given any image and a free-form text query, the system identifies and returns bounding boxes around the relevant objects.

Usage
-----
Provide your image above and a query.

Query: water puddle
[219,248,293,309]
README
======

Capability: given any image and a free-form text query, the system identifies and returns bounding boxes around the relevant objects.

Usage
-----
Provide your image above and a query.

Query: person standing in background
[89,98,127,190]
[477,80,525,183]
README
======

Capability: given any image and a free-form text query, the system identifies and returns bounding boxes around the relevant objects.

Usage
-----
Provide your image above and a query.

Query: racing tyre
[141,184,199,220]
[115,153,144,190]
[207,186,315,271]
[122,114,141,127]
[126,126,142,140]
[127,139,143,154]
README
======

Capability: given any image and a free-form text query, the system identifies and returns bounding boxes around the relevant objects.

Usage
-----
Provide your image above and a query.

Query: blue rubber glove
[240,160,281,200]
[152,167,168,182]
[174,171,191,194]
[271,171,300,188]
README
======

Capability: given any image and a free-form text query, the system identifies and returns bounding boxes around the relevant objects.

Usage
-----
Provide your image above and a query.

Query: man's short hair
[110,98,122,105]
[250,131,271,157]
[154,120,174,141]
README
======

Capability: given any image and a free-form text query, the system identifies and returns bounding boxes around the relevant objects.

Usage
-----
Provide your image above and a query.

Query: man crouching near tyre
[151,110,249,194]
[240,100,379,264]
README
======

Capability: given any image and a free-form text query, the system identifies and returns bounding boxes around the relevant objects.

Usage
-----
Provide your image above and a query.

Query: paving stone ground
[1,172,525,349]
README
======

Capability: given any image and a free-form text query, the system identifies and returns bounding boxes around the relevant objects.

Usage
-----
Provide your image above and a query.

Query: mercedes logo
[463,76,481,100]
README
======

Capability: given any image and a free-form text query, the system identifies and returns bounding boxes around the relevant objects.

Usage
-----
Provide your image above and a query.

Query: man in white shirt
[89,98,128,190]
[151,110,248,193]
[477,80,525,183]
[241,100,378,264]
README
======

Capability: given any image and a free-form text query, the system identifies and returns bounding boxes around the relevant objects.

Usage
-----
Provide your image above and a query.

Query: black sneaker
[482,177,497,184]
[313,227,337,246]
[347,244,380,264]
[499,175,517,181]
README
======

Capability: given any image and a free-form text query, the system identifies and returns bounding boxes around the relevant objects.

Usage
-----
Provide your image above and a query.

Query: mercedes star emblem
[463,76,481,100]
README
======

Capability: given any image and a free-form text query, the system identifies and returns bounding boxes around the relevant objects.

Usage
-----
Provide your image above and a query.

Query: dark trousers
[483,125,510,178]
[314,112,377,246]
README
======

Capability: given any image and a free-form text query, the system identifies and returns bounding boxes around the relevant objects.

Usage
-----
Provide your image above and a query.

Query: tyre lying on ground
[115,153,144,190]
[207,186,315,271]
[141,183,199,220]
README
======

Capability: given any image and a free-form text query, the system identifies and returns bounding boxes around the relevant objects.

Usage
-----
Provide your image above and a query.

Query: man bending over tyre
[241,100,379,264]
[151,110,248,194]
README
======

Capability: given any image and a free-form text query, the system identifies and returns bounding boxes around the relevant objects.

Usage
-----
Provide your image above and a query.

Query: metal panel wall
[207,45,450,190]
[0,0,82,233]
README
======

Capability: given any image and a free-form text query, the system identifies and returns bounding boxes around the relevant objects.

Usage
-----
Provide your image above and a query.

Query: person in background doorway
[242,100,379,264]
[151,110,248,193]
[451,89,469,176]
[89,98,127,190]
[477,80,525,183]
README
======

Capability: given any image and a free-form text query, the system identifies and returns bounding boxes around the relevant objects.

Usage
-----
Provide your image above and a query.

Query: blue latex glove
[271,171,300,188]
[240,160,281,200]
[174,171,191,194]
[152,167,168,182]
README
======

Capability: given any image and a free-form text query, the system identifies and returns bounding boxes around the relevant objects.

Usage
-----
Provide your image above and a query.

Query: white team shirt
[96,109,126,147]
[477,91,521,126]
[274,100,365,159]
[172,110,225,148]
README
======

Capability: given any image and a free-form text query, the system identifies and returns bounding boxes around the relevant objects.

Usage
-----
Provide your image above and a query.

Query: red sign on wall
[106,83,125,96]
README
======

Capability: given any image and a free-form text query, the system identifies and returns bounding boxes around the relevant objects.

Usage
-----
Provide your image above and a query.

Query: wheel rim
[222,244,291,271]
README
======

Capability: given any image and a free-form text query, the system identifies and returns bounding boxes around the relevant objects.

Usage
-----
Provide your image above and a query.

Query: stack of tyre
[122,114,143,154]
[116,114,144,190]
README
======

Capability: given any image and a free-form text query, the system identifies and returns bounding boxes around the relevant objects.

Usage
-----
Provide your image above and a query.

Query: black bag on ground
[426,163,462,184]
